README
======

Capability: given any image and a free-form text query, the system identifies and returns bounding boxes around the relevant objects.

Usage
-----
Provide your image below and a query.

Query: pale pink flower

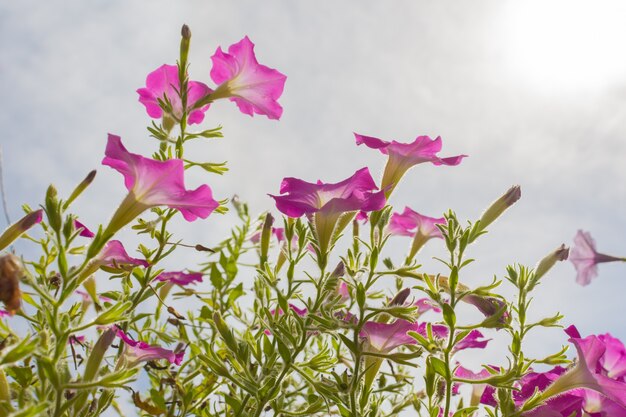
[570,230,623,286]
[210,36,286,120]
[355,133,466,195]
[155,271,203,286]
[102,135,219,235]
[389,207,445,260]
[116,328,184,366]
[137,64,212,125]
[414,298,441,315]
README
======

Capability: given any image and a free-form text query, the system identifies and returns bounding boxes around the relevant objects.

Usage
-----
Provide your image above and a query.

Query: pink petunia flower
[116,328,185,366]
[570,230,623,286]
[522,326,626,415]
[102,135,219,237]
[137,64,212,125]
[389,207,446,261]
[355,133,466,196]
[454,366,495,407]
[250,227,285,244]
[414,298,442,315]
[361,319,420,353]
[210,36,286,120]
[74,220,95,238]
[97,240,149,270]
[270,168,385,258]
[154,271,203,286]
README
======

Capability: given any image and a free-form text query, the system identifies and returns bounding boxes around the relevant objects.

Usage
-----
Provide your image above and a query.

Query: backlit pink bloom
[361,319,420,353]
[454,330,490,351]
[69,335,86,345]
[524,326,626,414]
[389,207,445,260]
[97,240,149,270]
[116,328,184,366]
[74,220,95,238]
[210,36,286,120]
[0,310,10,318]
[270,168,385,257]
[137,64,212,125]
[414,298,441,315]
[338,282,350,301]
[454,366,495,406]
[355,133,466,195]
[250,227,285,244]
[570,230,623,286]
[102,135,219,235]
[155,271,203,286]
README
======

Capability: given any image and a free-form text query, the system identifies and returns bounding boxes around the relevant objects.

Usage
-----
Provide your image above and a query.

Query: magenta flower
[570,230,624,286]
[102,135,219,237]
[361,319,420,353]
[74,220,95,238]
[270,168,385,259]
[454,330,491,351]
[338,282,350,301]
[0,310,10,318]
[454,366,495,407]
[210,36,286,120]
[250,227,285,244]
[69,335,86,345]
[524,326,626,414]
[415,298,442,315]
[97,240,149,271]
[116,328,184,366]
[137,64,212,125]
[389,207,446,261]
[355,133,466,195]
[155,271,203,286]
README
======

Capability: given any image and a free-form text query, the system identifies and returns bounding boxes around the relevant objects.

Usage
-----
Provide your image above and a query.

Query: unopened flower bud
[65,170,97,209]
[534,244,569,281]
[390,288,411,306]
[0,254,22,315]
[181,24,191,40]
[477,185,521,233]
[83,328,116,382]
[260,213,274,265]
[0,209,43,251]
[330,261,345,278]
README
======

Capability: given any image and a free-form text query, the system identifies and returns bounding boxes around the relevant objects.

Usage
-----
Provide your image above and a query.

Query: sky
[1,0,626,414]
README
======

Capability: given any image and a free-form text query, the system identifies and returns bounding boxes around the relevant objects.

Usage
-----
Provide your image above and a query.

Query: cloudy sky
[2,0,626,413]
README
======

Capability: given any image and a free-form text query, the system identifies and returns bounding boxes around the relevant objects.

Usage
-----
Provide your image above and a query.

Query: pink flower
[264,304,308,335]
[454,366,495,407]
[270,168,385,259]
[271,168,385,218]
[137,64,212,125]
[355,133,466,195]
[414,298,441,315]
[524,326,626,415]
[361,319,420,353]
[69,335,86,345]
[210,36,286,120]
[389,207,445,260]
[338,282,350,301]
[96,240,149,270]
[454,330,491,351]
[74,220,95,238]
[250,227,285,244]
[0,310,10,318]
[155,271,203,286]
[102,135,219,236]
[116,328,184,366]
[570,230,623,286]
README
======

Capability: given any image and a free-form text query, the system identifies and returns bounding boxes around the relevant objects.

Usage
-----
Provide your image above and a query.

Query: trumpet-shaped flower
[270,167,385,259]
[570,230,623,286]
[137,64,212,125]
[210,36,287,120]
[522,326,626,415]
[354,133,466,195]
[155,271,203,286]
[361,319,420,353]
[389,207,445,260]
[116,328,184,366]
[97,240,149,270]
[102,135,219,236]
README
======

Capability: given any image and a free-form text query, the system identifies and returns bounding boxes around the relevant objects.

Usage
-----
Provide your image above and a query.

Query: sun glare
[503,0,626,91]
